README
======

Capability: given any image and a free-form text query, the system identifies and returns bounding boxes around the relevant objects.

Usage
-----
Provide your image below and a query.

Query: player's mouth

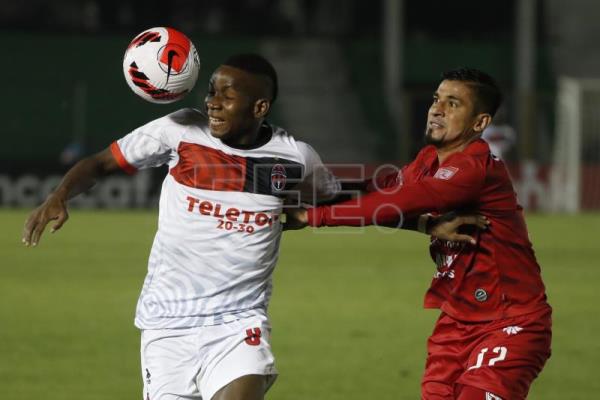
[428,119,445,129]
[209,116,227,129]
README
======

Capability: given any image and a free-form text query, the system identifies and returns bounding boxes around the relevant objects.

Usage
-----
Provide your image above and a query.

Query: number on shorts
[488,346,508,366]
[467,346,508,370]
[244,327,262,346]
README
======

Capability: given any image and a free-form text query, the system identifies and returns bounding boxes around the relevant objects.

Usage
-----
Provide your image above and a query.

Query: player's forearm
[51,159,103,201]
[396,216,423,232]
[51,150,118,202]
[308,187,422,227]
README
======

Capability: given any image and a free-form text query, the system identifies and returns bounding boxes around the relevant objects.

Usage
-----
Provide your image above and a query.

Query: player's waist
[135,305,268,329]
[435,300,551,324]
[425,287,549,322]
[153,225,281,258]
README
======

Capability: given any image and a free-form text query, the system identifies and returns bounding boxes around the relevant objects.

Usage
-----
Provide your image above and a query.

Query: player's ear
[254,99,270,119]
[473,113,492,134]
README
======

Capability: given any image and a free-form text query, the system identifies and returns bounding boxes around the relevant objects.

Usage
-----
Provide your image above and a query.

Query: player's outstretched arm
[22,148,120,247]
[283,208,489,244]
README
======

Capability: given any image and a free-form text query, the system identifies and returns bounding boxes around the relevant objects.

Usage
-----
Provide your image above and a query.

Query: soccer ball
[123,27,200,104]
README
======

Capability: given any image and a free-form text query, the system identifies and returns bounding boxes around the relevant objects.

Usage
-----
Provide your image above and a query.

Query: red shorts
[421,307,552,400]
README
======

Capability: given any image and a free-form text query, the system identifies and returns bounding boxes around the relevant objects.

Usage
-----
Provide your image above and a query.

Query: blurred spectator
[82,1,100,32]
[278,0,308,34]
[0,0,372,36]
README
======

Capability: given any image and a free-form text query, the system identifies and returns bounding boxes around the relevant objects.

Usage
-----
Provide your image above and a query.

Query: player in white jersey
[23,53,485,400]
[23,53,340,400]
[115,109,334,330]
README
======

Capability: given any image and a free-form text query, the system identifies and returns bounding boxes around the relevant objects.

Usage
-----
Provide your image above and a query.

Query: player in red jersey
[285,68,552,399]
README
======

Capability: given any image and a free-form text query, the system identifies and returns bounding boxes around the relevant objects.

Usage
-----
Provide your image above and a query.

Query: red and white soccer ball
[123,27,200,104]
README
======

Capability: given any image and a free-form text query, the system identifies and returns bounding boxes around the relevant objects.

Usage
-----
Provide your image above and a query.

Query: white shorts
[140,315,277,400]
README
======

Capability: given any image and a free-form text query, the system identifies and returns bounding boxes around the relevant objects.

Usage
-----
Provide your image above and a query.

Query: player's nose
[206,98,222,110]
[430,103,444,116]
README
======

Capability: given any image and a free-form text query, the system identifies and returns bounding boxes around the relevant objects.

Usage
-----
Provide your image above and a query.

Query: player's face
[205,66,263,143]
[425,80,488,148]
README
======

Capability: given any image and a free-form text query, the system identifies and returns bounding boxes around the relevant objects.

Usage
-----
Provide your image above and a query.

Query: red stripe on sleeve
[110,141,137,175]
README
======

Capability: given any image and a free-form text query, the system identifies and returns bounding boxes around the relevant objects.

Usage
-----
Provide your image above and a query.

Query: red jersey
[309,139,550,322]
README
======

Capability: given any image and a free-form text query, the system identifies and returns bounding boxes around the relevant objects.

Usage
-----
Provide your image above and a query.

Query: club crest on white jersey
[271,164,287,192]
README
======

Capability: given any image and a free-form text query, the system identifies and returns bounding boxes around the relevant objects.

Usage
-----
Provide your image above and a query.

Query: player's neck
[436,134,480,163]
[223,123,271,149]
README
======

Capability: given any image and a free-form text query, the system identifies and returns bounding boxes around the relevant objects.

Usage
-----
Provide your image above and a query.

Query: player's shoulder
[164,107,207,128]
[139,108,206,133]
[131,108,208,147]
[415,144,438,163]
[465,138,492,157]
[154,108,210,143]
[268,122,294,142]
[266,122,303,152]
[445,139,491,170]
[418,145,437,156]
[265,123,321,167]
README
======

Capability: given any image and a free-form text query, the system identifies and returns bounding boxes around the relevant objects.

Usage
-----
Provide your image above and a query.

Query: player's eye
[221,89,236,100]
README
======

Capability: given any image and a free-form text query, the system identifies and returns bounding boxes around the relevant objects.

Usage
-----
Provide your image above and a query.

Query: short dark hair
[223,53,278,103]
[441,68,502,117]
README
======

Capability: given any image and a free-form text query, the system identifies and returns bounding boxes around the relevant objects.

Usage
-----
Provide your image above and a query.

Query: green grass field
[1,210,598,399]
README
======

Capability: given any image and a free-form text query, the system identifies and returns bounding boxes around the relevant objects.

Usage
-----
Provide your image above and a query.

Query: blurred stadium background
[1,0,599,399]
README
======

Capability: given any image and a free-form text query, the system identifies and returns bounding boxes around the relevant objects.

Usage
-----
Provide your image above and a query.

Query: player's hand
[22,193,69,247]
[428,213,489,245]
[282,208,308,231]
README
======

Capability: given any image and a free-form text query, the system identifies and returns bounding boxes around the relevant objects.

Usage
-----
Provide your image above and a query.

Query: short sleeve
[111,115,177,173]
[295,141,341,203]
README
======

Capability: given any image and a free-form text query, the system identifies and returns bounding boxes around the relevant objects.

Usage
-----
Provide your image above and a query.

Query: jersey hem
[424,301,551,323]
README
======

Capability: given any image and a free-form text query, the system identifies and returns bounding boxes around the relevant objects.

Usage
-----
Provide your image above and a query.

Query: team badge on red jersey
[474,288,488,302]
[271,164,287,192]
[434,166,458,180]
[502,326,523,335]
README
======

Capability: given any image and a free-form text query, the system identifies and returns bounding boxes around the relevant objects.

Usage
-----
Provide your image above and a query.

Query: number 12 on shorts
[467,346,508,370]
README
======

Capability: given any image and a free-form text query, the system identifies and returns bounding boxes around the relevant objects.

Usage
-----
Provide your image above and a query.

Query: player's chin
[425,129,445,146]
[209,124,230,139]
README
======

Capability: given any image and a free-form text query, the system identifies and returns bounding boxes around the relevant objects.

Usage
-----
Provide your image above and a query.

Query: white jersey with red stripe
[111,108,339,329]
